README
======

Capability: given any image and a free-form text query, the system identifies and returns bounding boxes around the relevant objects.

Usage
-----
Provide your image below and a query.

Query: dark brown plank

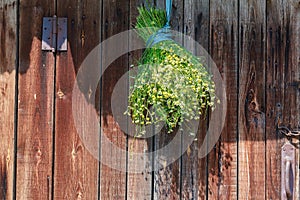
[126,0,153,199]
[100,0,129,199]
[208,0,238,199]
[265,1,286,199]
[238,0,266,199]
[291,4,300,198]
[153,1,183,199]
[53,1,101,198]
[194,1,210,198]
[0,0,16,199]
[181,0,209,199]
[266,1,300,199]
[16,0,55,199]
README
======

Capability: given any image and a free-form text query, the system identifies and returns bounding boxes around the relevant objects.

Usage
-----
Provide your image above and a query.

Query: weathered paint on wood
[208,0,238,199]
[53,0,101,199]
[16,0,55,199]
[0,0,16,199]
[238,0,266,199]
[266,1,300,199]
[100,0,129,199]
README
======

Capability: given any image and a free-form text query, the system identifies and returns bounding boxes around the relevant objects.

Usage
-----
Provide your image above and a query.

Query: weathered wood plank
[284,3,300,199]
[0,0,16,199]
[126,0,153,199]
[100,0,129,199]
[266,1,287,199]
[181,0,209,199]
[208,0,238,199]
[194,1,211,199]
[153,1,183,199]
[6,1,300,199]
[266,1,300,199]
[126,135,153,200]
[16,0,55,199]
[53,1,101,199]
[291,4,300,199]
[238,0,266,199]
[194,1,210,199]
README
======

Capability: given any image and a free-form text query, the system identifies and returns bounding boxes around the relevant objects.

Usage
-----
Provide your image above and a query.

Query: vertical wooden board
[100,0,129,199]
[126,135,153,200]
[292,4,300,199]
[0,0,16,199]
[153,0,183,199]
[53,0,101,199]
[156,0,183,32]
[266,1,300,199]
[238,0,266,199]
[126,0,153,199]
[208,0,238,199]
[180,0,209,199]
[16,0,55,199]
[194,1,210,199]
[283,3,300,200]
[266,1,287,199]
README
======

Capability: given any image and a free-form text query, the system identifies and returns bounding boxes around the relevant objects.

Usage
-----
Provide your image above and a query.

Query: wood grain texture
[266,1,300,199]
[99,0,129,199]
[208,0,238,199]
[238,0,266,199]
[16,0,55,199]
[53,0,101,199]
[194,1,210,199]
[126,0,153,199]
[0,0,16,199]
[181,0,209,199]
[266,1,287,199]
[1,1,300,199]
[291,4,300,199]
[283,2,300,199]
[153,1,183,199]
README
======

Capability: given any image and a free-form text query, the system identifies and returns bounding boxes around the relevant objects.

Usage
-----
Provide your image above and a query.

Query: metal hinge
[42,16,67,52]
[281,141,296,200]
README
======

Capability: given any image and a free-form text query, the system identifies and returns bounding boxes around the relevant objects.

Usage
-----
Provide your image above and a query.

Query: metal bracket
[42,16,67,52]
[281,142,295,200]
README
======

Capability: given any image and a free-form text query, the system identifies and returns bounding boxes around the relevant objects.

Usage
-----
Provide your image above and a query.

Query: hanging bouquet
[126,6,217,134]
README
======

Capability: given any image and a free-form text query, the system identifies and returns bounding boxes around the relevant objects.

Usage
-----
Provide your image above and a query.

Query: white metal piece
[281,141,295,200]
[42,16,67,52]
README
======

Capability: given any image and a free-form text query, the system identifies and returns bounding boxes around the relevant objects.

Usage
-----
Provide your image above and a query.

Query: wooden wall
[0,0,299,199]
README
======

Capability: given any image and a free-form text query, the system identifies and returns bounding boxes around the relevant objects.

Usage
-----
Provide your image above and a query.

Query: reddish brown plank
[126,0,153,199]
[126,135,153,200]
[181,0,209,199]
[238,0,266,199]
[53,0,101,198]
[100,0,129,199]
[266,1,300,199]
[0,0,16,199]
[16,0,55,199]
[208,0,238,199]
